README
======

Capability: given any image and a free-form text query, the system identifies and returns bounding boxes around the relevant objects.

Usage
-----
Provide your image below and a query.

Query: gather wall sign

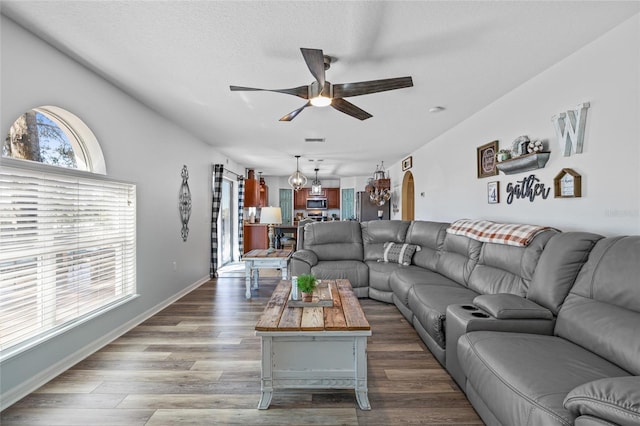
[505,174,551,204]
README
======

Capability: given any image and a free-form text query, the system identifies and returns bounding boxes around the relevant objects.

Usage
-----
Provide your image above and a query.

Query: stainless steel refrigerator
[356,191,390,221]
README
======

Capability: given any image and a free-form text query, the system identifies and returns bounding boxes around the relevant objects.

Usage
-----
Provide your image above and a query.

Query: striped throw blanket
[446,219,553,247]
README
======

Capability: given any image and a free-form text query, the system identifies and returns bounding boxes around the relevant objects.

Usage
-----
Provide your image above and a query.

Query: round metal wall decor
[179,165,192,241]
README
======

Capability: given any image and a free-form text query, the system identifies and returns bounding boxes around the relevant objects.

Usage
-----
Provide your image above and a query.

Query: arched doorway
[402,171,415,221]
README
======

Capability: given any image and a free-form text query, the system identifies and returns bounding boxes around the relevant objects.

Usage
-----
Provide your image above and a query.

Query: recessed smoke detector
[429,106,445,113]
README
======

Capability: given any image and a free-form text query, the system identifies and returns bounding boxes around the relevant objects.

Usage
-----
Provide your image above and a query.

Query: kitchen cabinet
[243,224,268,253]
[307,188,326,197]
[294,190,306,209]
[327,188,340,209]
[293,187,340,209]
[244,170,260,207]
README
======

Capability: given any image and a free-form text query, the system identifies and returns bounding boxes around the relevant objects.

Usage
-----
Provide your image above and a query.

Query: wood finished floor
[1,275,483,425]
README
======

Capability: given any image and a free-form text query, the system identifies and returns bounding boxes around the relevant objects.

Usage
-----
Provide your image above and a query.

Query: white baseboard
[0,275,210,411]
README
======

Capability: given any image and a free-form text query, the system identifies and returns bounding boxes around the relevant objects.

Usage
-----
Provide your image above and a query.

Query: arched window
[1,107,135,359]
[3,106,106,174]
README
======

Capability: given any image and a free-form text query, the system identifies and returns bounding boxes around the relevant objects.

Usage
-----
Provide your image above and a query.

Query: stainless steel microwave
[306,198,327,209]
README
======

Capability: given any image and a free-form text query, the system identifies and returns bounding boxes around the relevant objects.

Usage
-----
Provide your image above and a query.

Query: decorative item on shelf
[310,168,322,195]
[496,149,512,162]
[527,139,544,154]
[554,168,582,198]
[296,273,317,302]
[477,140,499,178]
[179,165,192,241]
[365,161,391,206]
[402,156,412,171]
[487,181,500,204]
[288,155,307,191]
[511,135,530,157]
[260,206,282,253]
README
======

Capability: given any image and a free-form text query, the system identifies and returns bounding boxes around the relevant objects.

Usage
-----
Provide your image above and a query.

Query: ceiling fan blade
[230,85,309,99]
[300,48,326,88]
[330,98,372,121]
[332,76,413,98]
[279,102,311,122]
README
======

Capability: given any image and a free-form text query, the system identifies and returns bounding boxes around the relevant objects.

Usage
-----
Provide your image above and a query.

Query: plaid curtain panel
[210,164,224,278]
[237,176,245,259]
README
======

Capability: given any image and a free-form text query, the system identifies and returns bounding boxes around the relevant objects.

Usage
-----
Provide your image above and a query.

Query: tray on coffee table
[287,280,334,307]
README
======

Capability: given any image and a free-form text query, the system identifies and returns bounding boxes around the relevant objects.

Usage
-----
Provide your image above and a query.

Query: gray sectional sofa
[290,219,640,426]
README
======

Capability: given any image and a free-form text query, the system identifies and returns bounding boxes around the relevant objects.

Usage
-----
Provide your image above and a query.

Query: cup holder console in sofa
[445,293,556,388]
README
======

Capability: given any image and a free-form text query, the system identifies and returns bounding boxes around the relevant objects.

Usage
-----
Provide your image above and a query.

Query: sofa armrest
[473,294,554,320]
[564,376,640,426]
[291,249,318,267]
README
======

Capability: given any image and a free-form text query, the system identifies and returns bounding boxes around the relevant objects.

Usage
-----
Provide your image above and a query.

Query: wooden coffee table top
[243,249,292,260]
[255,279,370,332]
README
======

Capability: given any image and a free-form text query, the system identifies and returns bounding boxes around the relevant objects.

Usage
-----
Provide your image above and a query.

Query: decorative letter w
[551,102,590,156]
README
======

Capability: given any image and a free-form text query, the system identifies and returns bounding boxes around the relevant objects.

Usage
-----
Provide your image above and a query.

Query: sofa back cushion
[361,220,411,262]
[302,221,364,261]
[405,221,449,270]
[467,229,556,296]
[435,233,482,286]
[528,232,603,314]
[556,236,640,375]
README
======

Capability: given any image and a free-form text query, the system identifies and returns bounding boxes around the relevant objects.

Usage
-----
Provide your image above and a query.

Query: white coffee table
[254,279,371,410]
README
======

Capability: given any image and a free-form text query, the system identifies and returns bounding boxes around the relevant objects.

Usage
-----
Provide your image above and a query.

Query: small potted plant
[297,274,317,302]
[496,149,512,162]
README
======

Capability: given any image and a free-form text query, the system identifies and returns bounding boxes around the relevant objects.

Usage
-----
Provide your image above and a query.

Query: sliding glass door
[219,177,234,266]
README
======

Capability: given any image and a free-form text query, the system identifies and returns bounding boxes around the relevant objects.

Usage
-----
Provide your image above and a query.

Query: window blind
[0,161,136,356]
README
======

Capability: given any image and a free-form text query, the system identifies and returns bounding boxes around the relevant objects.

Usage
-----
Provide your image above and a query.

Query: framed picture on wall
[402,156,413,171]
[487,181,500,204]
[477,140,499,178]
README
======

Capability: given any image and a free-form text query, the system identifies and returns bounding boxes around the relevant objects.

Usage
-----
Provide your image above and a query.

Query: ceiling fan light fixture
[310,95,332,107]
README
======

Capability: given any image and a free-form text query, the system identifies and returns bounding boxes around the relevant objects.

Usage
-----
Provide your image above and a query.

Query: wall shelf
[496,152,551,175]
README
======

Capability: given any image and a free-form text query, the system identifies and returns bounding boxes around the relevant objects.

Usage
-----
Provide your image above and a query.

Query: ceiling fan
[230,48,413,121]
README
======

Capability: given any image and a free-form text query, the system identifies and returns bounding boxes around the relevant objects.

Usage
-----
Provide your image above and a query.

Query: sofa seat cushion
[408,283,478,349]
[564,377,640,426]
[458,331,630,426]
[310,260,369,290]
[366,260,403,293]
[390,266,459,307]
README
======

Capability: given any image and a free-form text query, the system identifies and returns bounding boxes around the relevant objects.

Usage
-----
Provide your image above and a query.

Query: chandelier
[288,155,307,191]
[310,168,322,195]
[365,161,391,206]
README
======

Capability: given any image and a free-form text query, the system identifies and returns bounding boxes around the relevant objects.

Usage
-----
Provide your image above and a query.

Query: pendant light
[288,155,307,191]
[365,161,391,206]
[311,168,322,195]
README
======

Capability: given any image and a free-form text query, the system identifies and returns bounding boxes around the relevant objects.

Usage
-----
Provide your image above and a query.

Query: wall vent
[305,138,325,143]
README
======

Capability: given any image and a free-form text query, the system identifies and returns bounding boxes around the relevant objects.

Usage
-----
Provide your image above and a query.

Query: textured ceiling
[2,1,638,178]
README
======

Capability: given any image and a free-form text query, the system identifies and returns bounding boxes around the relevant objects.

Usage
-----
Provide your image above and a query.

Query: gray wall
[386,14,640,236]
[0,16,232,406]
